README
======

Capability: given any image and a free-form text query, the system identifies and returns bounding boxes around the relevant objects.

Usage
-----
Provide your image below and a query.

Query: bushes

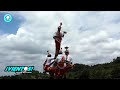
[1,57,120,79]
[67,57,120,79]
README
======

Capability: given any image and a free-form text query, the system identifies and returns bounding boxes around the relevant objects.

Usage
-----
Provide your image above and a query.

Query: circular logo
[4,14,12,22]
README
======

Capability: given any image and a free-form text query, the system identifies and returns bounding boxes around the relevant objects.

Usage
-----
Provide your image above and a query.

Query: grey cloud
[1,11,120,76]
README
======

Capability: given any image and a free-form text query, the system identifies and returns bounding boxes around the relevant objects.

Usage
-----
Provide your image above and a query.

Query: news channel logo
[4,14,12,22]
[4,66,34,73]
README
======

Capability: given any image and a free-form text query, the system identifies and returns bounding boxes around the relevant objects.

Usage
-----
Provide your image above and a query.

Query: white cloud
[1,11,120,76]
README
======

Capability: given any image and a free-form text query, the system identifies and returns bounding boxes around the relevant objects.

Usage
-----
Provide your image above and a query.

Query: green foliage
[1,57,120,79]
[111,66,120,79]
[67,57,120,79]
[0,70,49,79]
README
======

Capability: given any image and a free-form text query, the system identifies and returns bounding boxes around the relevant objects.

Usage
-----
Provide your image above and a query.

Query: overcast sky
[0,11,120,76]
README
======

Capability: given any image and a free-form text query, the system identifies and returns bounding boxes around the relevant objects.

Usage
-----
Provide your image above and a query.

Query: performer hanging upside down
[53,22,67,59]
[43,50,54,73]
[64,46,73,70]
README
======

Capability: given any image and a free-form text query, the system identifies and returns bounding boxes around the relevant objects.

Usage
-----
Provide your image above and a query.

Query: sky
[0,11,120,76]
